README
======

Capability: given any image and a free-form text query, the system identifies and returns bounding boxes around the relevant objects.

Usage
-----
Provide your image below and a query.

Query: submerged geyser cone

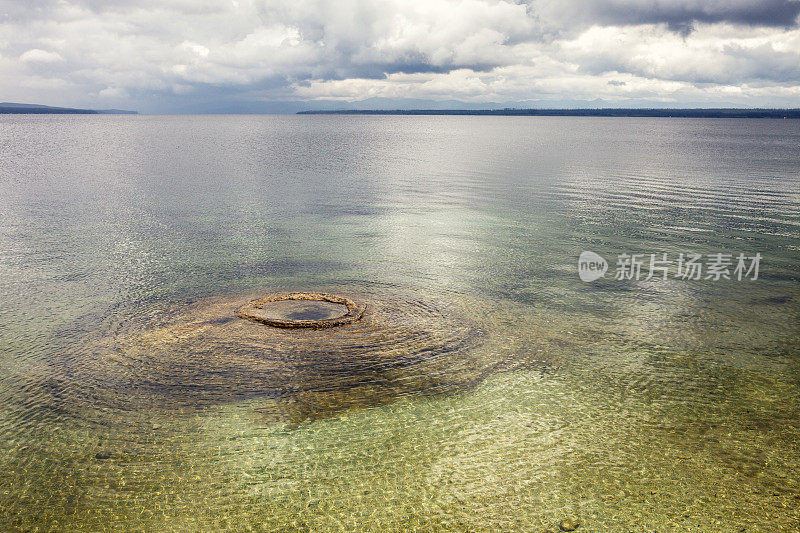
[50,287,510,423]
[237,292,366,328]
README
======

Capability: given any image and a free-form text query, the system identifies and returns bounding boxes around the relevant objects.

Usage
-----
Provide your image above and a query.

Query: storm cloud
[535,0,800,33]
[1,0,799,111]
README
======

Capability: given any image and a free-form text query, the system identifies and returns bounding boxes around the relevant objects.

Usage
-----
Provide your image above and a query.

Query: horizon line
[297,107,800,118]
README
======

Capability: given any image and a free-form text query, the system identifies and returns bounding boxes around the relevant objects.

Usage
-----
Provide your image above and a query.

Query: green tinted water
[0,115,798,531]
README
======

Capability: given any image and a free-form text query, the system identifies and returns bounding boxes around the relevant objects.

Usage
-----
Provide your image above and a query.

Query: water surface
[0,115,798,531]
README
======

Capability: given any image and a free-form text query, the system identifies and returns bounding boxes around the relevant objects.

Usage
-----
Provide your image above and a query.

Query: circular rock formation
[48,287,505,423]
[236,292,366,328]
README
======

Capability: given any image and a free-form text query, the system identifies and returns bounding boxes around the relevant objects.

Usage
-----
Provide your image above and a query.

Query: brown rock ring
[236,292,366,328]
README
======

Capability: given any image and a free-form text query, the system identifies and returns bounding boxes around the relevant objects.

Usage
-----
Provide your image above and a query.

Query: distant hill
[0,102,137,114]
[298,108,800,119]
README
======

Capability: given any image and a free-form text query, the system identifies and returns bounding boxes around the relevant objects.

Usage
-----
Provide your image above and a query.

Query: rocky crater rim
[236,292,367,328]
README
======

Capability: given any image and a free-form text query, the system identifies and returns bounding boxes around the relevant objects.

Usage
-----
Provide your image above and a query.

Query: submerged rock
[50,288,489,423]
[559,518,581,531]
[45,285,570,424]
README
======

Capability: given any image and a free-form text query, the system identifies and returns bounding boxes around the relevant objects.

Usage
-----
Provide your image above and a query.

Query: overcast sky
[2,0,800,112]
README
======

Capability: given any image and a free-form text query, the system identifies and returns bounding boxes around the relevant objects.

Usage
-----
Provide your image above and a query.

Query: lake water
[0,115,798,531]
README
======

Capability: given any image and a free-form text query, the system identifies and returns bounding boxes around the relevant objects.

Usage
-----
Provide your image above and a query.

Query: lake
[1,115,798,530]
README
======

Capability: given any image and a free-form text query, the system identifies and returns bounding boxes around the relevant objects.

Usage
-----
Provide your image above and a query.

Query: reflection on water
[0,115,798,530]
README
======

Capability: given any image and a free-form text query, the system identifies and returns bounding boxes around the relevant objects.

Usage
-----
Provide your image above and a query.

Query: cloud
[560,24,800,85]
[98,86,128,98]
[19,48,63,63]
[531,0,800,35]
[0,0,799,110]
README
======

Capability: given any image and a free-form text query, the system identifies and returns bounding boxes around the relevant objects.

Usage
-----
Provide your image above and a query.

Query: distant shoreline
[0,103,137,115]
[298,108,800,119]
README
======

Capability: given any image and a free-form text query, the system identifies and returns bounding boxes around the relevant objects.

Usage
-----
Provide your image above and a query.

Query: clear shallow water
[0,115,798,531]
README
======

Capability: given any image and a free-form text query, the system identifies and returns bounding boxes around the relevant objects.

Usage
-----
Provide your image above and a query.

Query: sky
[2,0,800,113]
